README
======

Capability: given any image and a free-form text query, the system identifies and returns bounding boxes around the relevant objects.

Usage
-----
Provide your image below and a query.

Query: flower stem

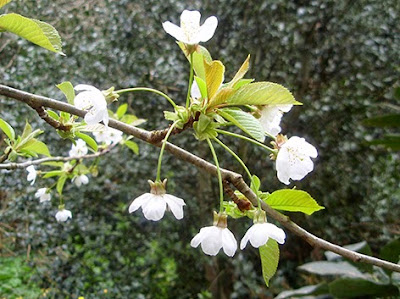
[215,129,276,154]
[206,138,224,213]
[156,121,179,182]
[214,138,262,210]
[115,87,177,109]
[186,53,194,109]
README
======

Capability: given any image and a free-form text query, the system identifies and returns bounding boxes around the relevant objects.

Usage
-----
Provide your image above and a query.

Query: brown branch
[1,84,399,273]
[33,106,72,131]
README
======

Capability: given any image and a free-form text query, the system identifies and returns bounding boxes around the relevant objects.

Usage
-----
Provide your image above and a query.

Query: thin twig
[0,84,399,273]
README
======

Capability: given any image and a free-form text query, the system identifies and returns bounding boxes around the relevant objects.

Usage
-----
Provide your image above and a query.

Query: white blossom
[35,188,51,203]
[191,80,202,100]
[240,222,286,249]
[191,226,237,257]
[69,139,88,157]
[72,174,89,187]
[26,165,37,185]
[55,209,72,222]
[258,104,292,136]
[93,126,123,145]
[276,136,318,185]
[74,84,109,126]
[162,10,218,45]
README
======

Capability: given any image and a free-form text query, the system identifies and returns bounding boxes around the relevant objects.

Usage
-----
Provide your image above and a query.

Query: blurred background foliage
[0,0,399,298]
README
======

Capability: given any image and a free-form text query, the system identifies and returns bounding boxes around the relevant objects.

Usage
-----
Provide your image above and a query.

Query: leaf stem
[156,121,179,182]
[186,53,194,109]
[216,129,276,154]
[206,138,224,213]
[115,87,177,109]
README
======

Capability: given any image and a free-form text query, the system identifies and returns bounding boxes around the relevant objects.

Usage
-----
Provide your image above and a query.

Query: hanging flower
[275,136,318,185]
[55,208,72,222]
[93,125,123,145]
[35,188,51,202]
[190,212,237,257]
[258,104,292,136]
[240,210,286,249]
[74,84,109,126]
[162,10,218,45]
[129,179,186,221]
[26,165,37,185]
[72,174,89,187]
[69,139,88,157]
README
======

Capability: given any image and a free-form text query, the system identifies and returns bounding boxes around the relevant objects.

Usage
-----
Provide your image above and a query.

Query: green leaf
[363,114,400,127]
[275,284,329,299]
[46,110,59,121]
[124,140,139,155]
[259,239,280,287]
[20,121,32,140]
[298,261,366,278]
[266,189,324,215]
[178,43,212,81]
[380,238,400,264]
[227,55,250,87]
[0,0,11,9]
[56,81,75,105]
[75,132,98,152]
[22,139,51,156]
[367,134,400,150]
[42,170,64,178]
[204,60,225,99]
[194,76,208,99]
[227,82,301,106]
[250,174,261,192]
[0,118,15,140]
[218,108,265,142]
[0,13,64,55]
[116,103,128,119]
[56,175,67,195]
[41,161,64,167]
[328,278,399,298]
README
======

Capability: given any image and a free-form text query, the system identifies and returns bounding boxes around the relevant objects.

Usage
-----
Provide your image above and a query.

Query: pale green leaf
[46,110,59,121]
[227,82,301,106]
[0,118,15,140]
[20,121,32,140]
[116,103,128,119]
[56,81,75,105]
[56,175,67,195]
[22,139,51,157]
[178,43,212,81]
[194,76,207,99]
[266,189,324,215]
[299,261,366,278]
[227,55,250,87]
[124,140,139,155]
[0,13,64,54]
[0,0,11,9]
[42,170,64,178]
[75,132,98,152]
[259,239,280,287]
[218,108,265,142]
[329,278,399,298]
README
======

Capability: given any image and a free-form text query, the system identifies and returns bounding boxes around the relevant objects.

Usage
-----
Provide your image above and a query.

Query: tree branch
[0,84,399,273]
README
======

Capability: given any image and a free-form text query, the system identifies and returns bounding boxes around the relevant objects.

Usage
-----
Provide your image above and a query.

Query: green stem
[115,87,177,109]
[186,53,194,109]
[206,138,224,213]
[214,138,262,210]
[215,129,276,154]
[156,121,179,181]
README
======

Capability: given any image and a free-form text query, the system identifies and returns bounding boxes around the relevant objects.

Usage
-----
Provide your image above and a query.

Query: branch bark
[0,84,399,273]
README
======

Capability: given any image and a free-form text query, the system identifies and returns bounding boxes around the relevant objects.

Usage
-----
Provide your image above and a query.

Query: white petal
[180,10,201,44]
[191,81,202,99]
[198,16,218,42]
[40,193,51,203]
[162,21,187,42]
[164,194,186,220]
[74,84,100,92]
[55,209,72,222]
[74,91,93,110]
[221,228,237,257]
[262,223,286,244]
[278,104,293,113]
[248,224,270,248]
[190,227,208,248]
[84,109,105,125]
[80,174,89,185]
[128,193,152,213]
[200,227,223,256]
[35,188,46,198]
[141,195,167,221]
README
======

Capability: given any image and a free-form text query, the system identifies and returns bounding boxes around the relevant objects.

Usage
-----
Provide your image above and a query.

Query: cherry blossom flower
[35,188,51,203]
[162,10,218,45]
[55,208,72,222]
[191,212,237,257]
[93,126,123,145]
[129,179,186,221]
[258,104,292,136]
[240,211,286,249]
[72,174,89,187]
[26,165,37,185]
[276,136,318,185]
[74,84,109,126]
[69,139,88,157]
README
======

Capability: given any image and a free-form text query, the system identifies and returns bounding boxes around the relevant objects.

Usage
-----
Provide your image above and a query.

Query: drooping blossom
[55,209,72,222]
[93,125,123,145]
[69,139,88,157]
[240,210,286,249]
[275,136,318,185]
[74,84,109,126]
[191,212,237,257]
[26,165,37,185]
[162,10,218,45]
[72,174,89,187]
[35,188,51,203]
[258,104,292,136]
[129,179,186,221]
